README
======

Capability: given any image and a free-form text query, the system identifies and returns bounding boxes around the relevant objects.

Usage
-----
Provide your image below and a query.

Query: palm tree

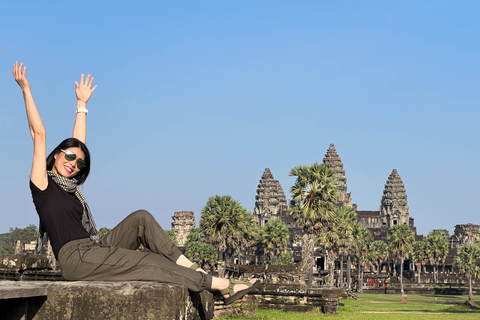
[230,208,259,264]
[352,223,372,292]
[260,219,290,265]
[200,195,249,261]
[370,240,389,275]
[288,163,338,286]
[317,206,356,287]
[387,224,415,294]
[425,230,449,283]
[454,243,480,305]
[337,206,357,288]
[289,163,338,235]
[411,241,427,283]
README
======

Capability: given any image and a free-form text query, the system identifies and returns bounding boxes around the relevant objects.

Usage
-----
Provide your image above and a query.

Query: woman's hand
[73,74,97,143]
[75,74,97,104]
[13,61,31,91]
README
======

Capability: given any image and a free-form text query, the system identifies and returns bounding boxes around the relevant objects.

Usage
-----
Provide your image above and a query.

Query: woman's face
[52,147,86,179]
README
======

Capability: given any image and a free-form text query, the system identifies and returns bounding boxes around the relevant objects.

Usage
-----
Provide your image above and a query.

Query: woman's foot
[222,278,256,298]
[220,278,260,305]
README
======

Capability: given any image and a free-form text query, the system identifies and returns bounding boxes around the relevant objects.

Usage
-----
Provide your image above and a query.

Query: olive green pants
[57,210,212,292]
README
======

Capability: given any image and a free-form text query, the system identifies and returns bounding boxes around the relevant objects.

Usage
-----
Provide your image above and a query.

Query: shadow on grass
[442,302,480,313]
[394,302,480,314]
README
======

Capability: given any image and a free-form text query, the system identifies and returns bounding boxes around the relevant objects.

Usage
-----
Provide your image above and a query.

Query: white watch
[76,108,88,114]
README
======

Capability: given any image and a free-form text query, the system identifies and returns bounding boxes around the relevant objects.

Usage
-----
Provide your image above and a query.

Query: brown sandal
[221,279,260,305]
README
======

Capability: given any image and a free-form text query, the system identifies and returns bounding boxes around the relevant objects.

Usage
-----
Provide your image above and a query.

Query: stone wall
[0,280,214,320]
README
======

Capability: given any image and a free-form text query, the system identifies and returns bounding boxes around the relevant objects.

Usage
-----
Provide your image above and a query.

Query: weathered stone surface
[222,246,314,286]
[283,305,314,312]
[0,254,53,271]
[245,284,344,314]
[0,254,62,281]
[15,237,38,255]
[452,223,480,246]
[0,282,47,299]
[171,211,196,247]
[0,281,214,320]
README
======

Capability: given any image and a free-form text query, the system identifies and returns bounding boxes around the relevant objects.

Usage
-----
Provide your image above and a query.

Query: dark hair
[46,138,91,185]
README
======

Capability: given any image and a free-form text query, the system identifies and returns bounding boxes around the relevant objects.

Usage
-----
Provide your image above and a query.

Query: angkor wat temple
[251,143,479,281]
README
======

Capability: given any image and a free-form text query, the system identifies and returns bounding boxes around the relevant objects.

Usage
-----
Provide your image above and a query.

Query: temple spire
[380,169,409,228]
[253,168,288,228]
[322,143,354,208]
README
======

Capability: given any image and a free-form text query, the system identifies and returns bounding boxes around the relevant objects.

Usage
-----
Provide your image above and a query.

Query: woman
[13,61,259,305]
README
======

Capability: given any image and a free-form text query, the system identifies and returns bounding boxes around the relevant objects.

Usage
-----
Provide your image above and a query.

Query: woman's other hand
[75,74,97,104]
[13,61,31,91]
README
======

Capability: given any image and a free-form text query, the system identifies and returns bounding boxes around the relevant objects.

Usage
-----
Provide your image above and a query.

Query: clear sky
[1,1,479,237]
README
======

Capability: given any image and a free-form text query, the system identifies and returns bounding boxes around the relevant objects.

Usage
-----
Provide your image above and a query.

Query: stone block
[0,282,47,299]
[0,281,214,320]
[245,284,344,314]
[0,254,53,271]
[321,305,337,314]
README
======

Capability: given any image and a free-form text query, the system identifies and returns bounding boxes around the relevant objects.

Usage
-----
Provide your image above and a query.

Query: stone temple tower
[254,168,289,228]
[322,143,355,209]
[380,169,409,228]
[171,211,196,247]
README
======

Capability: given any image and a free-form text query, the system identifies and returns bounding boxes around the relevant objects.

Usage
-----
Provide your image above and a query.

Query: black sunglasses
[60,149,86,170]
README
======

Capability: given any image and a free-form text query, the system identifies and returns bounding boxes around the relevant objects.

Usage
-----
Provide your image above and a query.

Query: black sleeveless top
[30,176,91,258]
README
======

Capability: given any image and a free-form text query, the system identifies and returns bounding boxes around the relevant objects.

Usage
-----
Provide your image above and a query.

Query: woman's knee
[130,209,154,223]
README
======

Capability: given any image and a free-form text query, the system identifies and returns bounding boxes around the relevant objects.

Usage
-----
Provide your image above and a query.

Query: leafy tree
[200,195,255,262]
[278,252,294,266]
[97,227,112,242]
[165,230,178,246]
[387,224,415,294]
[184,228,218,271]
[0,243,11,254]
[411,241,427,283]
[454,243,480,305]
[370,240,389,275]
[352,223,372,292]
[0,224,38,254]
[425,230,449,283]
[260,219,289,265]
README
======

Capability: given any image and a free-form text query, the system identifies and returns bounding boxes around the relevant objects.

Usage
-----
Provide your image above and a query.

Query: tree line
[0,224,39,254]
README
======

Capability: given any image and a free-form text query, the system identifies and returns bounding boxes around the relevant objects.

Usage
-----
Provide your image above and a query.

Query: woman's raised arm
[13,61,48,190]
[72,74,97,144]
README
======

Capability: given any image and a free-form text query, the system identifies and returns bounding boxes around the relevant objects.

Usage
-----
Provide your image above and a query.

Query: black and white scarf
[38,171,98,247]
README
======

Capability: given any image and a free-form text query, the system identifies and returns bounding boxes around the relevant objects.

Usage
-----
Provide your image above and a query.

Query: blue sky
[1,1,479,236]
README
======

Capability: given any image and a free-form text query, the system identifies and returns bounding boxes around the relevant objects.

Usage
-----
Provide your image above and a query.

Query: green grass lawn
[219,293,480,319]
